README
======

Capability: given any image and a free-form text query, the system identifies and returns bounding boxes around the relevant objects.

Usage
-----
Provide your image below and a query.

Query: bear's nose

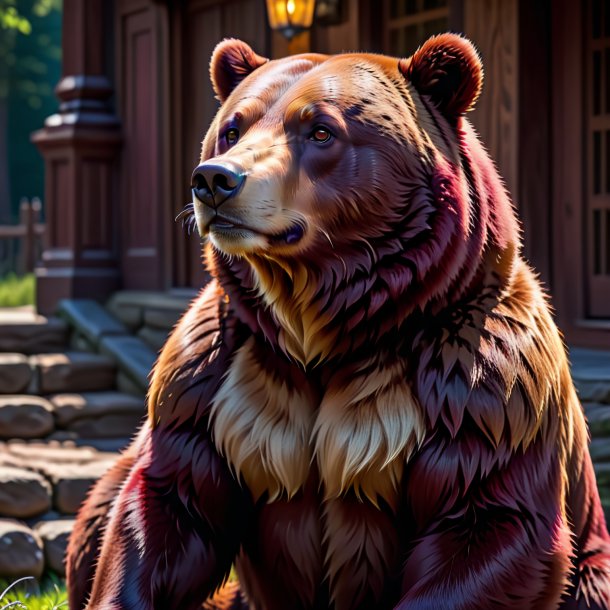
[191,162,245,208]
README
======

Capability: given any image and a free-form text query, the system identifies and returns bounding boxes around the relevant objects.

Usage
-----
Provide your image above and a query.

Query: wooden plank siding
[463,0,553,288]
[463,0,519,202]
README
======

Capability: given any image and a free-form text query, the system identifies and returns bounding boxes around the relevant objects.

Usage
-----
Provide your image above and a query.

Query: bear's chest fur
[210,335,425,506]
[209,335,425,608]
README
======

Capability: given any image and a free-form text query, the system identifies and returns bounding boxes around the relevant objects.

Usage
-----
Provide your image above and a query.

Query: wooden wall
[462,0,552,286]
[463,0,519,202]
[171,0,269,288]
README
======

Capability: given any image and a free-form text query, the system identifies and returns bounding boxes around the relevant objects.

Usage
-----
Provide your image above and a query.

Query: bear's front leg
[395,435,574,610]
[67,437,140,610]
[84,419,252,610]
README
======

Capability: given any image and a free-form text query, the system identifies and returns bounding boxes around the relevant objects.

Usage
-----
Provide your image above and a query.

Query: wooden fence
[0,198,46,275]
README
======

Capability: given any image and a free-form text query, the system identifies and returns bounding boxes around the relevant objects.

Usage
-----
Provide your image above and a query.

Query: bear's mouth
[208,216,304,246]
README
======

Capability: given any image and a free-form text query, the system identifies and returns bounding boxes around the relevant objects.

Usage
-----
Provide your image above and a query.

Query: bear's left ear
[210,38,269,102]
[399,33,483,120]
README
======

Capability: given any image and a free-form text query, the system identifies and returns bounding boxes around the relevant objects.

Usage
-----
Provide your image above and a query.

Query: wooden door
[585,0,610,317]
[170,0,270,289]
[550,0,610,346]
[115,0,171,290]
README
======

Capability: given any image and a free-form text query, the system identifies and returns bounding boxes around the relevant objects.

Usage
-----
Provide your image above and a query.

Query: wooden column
[31,0,121,315]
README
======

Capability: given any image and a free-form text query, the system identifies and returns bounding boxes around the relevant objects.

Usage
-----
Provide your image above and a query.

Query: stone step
[0,440,120,516]
[106,289,195,332]
[57,298,127,350]
[0,353,33,394]
[100,335,157,393]
[0,395,55,439]
[48,391,145,426]
[0,465,52,518]
[0,307,68,354]
[30,351,116,394]
[0,391,143,442]
[47,459,118,514]
[569,347,610,403]
[48,391,145,437]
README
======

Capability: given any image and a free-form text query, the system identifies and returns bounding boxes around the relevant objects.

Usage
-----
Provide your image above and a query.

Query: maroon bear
[67,34,610,610]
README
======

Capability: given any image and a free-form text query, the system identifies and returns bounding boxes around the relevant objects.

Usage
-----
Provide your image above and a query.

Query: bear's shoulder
[148,279,246,426]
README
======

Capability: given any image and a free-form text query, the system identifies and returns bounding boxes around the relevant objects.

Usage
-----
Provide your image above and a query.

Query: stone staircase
[0,293,193,582]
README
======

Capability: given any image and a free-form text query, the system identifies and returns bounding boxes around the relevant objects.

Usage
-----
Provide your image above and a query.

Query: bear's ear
[210,39,269,102]
[399,33,483,120]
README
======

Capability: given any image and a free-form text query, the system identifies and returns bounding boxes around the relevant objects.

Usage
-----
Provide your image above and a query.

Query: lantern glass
[266,0,316,39]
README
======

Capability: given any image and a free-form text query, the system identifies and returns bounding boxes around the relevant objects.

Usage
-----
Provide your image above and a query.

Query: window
[384,0,449,56]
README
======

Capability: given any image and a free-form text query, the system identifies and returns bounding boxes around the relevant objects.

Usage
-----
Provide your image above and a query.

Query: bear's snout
[191,161,245,209]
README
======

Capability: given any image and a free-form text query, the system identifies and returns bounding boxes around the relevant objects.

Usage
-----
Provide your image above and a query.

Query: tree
[0,0,61,223]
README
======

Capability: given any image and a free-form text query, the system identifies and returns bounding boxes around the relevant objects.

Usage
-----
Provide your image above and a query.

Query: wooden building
[32,0,608,348]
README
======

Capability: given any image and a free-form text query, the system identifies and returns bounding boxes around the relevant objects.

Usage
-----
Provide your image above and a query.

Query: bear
[66,34,610,610]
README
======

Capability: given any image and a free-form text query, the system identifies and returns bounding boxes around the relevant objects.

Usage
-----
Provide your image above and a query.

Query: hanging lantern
[265,0,316,40]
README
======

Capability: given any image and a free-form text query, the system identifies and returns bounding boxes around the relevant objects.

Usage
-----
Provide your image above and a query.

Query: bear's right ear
[210,39,269,102]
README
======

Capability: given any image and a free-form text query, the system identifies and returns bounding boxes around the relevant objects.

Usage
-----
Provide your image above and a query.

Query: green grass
[0,273,35,307]
[0,576,67,610]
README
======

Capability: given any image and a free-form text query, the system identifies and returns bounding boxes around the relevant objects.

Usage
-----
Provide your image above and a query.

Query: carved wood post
[31,0,121,315]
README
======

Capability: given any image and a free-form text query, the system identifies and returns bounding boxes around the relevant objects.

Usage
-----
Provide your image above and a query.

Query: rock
[30,352,116,394]
[45,460,118,514]
[0,309,68,355]
[0,519,44,578]
[0,354,32,394]
[0,395,55,439]
[34,518,74,576]
[584,403,610,436]
[0,466,52,518]
[49,391,144,427]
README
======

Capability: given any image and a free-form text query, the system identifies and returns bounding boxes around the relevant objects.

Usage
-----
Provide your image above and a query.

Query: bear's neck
[209,238,516,369]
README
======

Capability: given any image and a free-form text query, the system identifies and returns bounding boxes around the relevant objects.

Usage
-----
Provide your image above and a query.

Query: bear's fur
[67,34,610,610]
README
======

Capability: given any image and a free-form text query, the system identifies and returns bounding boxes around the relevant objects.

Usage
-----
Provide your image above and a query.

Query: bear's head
[187,34,520,366]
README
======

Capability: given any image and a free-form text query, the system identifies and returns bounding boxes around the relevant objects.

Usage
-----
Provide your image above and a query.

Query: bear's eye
[310,126,333,144]
[224,128,239,146]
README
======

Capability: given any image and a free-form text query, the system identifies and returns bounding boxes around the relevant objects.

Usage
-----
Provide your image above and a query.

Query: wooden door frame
[551,0,610,346]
